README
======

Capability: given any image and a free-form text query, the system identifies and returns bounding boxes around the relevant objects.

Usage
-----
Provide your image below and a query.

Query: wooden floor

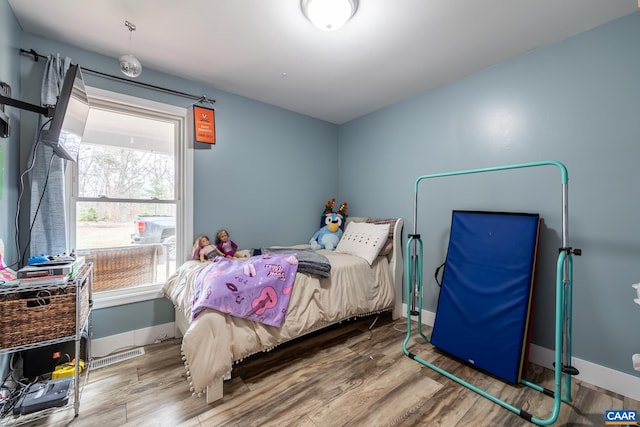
[12,314,640,427]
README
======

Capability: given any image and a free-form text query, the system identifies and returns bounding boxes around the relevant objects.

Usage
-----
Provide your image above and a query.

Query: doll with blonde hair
[215,229,248,258]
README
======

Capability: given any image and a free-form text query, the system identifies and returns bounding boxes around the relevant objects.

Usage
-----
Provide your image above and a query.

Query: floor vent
[90,347,145,370]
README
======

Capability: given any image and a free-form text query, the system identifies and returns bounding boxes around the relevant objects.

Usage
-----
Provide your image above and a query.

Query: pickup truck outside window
[132,215,176,245]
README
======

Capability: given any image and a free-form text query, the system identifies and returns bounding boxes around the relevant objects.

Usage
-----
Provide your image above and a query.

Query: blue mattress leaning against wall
[430,210,541,384]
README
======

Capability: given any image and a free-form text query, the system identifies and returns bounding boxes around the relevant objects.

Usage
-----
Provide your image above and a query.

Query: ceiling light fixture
[301,0,358,32]
[119,20,142,78]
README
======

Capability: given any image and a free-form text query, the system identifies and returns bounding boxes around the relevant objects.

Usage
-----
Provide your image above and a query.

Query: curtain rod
[19,48,215,105]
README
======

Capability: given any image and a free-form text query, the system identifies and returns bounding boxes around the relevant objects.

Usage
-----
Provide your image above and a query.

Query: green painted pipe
[403,160,573,425]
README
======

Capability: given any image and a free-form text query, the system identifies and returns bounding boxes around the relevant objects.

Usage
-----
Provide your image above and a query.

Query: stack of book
[17,256,85,286]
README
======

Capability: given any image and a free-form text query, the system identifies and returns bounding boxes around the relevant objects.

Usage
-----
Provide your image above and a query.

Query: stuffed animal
[310,199,348,250]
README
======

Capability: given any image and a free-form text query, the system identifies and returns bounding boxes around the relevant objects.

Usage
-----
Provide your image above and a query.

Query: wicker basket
[78,244,160,292]
[0,278,90,349]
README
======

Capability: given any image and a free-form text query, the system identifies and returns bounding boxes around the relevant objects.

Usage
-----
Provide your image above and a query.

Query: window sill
[93,283,164,309]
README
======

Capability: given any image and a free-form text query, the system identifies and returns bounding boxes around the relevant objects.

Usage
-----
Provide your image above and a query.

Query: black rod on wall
[19,48,216,104]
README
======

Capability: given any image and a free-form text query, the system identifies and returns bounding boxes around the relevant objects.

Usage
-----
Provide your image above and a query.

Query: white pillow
[335,221,391,265]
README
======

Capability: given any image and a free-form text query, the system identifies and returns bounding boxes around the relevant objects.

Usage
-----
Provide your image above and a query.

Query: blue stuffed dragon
[310,199,348,250]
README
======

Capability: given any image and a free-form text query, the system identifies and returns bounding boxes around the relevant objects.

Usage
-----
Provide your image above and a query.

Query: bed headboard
[345,216,404,319]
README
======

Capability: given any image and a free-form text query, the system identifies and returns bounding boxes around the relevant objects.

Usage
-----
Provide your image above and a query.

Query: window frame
[66,87,193,309]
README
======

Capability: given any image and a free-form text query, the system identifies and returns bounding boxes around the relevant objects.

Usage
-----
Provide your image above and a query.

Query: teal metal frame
[402,160,579,425]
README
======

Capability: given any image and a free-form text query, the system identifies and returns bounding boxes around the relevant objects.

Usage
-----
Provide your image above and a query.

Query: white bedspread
[162,248,395,395]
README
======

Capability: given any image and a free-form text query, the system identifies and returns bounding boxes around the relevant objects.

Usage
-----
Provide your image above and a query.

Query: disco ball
[119,54,142,78]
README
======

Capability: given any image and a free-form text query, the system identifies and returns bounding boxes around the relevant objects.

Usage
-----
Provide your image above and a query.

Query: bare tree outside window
[71,105,179,292]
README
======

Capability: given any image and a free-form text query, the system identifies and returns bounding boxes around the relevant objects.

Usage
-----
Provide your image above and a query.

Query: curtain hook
[199,96,215,107]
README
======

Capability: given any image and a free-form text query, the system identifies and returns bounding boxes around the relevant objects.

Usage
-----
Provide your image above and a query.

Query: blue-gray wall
[2,0,639,381]
[91,299,174,337]
[0,0,23,379]
[0,0,21,275]
[339,11,640,377]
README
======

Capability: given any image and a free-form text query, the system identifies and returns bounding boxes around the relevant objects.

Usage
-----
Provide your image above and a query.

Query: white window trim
[92,284,164,309]
[69,87,194,308]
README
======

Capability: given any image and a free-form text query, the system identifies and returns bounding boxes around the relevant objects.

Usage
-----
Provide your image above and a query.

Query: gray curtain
[29,54,72,257]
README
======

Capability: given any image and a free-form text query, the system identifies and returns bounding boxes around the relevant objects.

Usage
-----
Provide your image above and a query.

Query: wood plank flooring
[10,313,640,426]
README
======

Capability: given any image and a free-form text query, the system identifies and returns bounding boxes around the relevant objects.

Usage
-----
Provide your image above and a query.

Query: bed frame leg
[206,377,224,404]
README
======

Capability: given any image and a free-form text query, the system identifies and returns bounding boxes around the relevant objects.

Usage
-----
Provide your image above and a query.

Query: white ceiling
[8,0,638,124]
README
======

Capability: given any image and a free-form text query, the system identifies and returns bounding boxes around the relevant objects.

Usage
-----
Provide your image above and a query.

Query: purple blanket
[191,253,299,327]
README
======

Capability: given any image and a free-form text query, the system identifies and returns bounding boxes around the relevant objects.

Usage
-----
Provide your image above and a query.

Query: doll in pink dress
[192,235,223,262]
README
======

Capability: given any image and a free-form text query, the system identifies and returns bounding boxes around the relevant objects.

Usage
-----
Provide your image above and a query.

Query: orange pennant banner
[193,105,216,144]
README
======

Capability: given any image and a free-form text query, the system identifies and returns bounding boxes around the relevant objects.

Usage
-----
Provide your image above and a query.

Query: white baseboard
[402,304,640,402]
[529,344,640,401]
[91,322,175,359]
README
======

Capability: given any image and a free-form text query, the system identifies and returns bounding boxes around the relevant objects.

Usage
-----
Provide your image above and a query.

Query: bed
[162,216,404,403]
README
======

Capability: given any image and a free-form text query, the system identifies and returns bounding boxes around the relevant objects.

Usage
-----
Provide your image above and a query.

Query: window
[68,88,192,308]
